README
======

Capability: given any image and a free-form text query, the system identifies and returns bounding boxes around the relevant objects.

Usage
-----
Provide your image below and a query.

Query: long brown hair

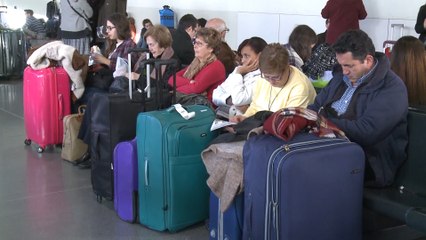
[288,25,317,62]
[105,13,131,57]
[391,36,426,105]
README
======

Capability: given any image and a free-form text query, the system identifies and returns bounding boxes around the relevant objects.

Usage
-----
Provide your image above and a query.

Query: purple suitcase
[113,138,138,222]
[243,133,365,240]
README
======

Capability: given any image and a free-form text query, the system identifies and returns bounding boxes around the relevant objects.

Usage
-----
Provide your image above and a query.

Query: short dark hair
[178,14,197,31]
[24,9,34,15]
[332,29,375,61]
[197,18,207,28]
[142,18,152,26]
[259,43,289,74]
[237,36,267,55]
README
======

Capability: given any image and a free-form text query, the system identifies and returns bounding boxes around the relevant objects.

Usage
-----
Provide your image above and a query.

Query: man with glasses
[205,18,229,41]
[230,43,316,123]
[205,17,236,76]
[308,29,408,187]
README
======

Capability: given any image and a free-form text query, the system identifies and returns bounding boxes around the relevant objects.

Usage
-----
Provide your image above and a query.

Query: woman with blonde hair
[391,36,426,106]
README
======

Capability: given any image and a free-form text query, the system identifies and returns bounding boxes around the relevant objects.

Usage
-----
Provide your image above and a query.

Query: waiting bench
[364,107,426,233]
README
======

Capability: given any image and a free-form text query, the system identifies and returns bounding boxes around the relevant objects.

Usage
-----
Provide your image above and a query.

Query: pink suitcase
[23,66,71,153]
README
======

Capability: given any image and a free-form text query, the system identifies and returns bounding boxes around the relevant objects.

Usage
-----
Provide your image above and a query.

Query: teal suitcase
[136,104,217,232]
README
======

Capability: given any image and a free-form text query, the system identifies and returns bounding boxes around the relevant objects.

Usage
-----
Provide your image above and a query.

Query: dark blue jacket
[308,53,408,187]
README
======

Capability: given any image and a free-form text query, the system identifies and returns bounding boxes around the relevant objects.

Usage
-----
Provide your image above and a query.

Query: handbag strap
[67,0,92,27]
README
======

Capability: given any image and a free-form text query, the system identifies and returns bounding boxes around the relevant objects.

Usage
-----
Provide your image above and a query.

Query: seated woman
[212,37,267,117]
[230,43,317,123]
[90,13,138,73]
[168,27,226,106]
[128,24,180,89]
[282,25,317,70]
[75,13,138,168]
[76,12,138,106]
[390,36,426,106]
[302,42,337,89]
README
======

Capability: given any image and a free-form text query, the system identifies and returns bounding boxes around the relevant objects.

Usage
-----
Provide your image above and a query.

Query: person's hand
[126,72,140,81]
[236,104,249,114]
[229,115,246,123]
[236,57,259,75]
[224,126,236,134]
[91,52,109,65]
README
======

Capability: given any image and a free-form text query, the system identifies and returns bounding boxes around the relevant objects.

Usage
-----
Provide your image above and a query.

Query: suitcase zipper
[264,139,350,240]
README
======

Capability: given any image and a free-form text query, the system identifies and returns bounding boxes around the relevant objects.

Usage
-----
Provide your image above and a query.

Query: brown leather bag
[61,105,88,162]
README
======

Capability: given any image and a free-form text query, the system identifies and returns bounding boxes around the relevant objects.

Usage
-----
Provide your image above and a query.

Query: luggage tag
[168,104,195,120]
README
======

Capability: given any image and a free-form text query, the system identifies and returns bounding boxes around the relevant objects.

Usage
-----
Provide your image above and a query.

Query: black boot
[78,158,92,169]
[73,151,90,166]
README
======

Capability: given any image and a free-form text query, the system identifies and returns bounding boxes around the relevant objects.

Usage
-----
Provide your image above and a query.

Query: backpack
[46,0,61,39]
[159,5,175,29]
[45,18,60,39]
[46,0,60,19]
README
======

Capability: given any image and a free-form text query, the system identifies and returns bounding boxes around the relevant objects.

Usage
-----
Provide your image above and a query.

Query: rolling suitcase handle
[138,58,179,109]
[154,58,178,104]
[127,48,150,100]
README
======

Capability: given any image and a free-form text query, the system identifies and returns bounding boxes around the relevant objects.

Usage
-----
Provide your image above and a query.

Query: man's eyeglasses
[261,72,283,82]
[105,26,116,31]
[222,27,230,33]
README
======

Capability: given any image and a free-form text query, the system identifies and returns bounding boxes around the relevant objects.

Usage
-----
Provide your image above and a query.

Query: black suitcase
[90,51,178,201]
[0,29,27,78]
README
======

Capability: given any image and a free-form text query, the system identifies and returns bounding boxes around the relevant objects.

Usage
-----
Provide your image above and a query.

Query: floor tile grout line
[0,107,24,120]
[2,185,93,203]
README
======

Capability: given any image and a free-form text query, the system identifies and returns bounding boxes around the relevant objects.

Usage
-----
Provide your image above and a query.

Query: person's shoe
[73,151,90,166]
[78,159,92,169]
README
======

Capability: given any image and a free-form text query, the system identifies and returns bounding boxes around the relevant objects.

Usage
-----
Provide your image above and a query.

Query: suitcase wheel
[37,147,44,153]
[24,139,31,146]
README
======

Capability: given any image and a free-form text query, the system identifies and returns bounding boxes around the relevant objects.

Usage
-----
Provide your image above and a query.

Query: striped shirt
[283,44,304,70]
[24,16,46,33]
[331,60,378,115]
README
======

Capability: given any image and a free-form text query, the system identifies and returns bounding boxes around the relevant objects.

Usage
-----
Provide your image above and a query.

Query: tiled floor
[3,77,426,240]
[0,78,208,240]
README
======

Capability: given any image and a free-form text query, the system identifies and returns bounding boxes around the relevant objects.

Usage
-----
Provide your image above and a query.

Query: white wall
[3,0,54,17]
[8,0,423,50]
[127,0,423,50]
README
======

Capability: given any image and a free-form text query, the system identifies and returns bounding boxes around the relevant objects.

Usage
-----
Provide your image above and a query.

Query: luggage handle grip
[58,93,64,120]
[128,48,151,100]
[167,104,195,120]
[144,158,149,186]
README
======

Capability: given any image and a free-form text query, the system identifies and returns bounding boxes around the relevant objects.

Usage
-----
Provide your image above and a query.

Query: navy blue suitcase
[209,192,244,240]
[243,133,365,240]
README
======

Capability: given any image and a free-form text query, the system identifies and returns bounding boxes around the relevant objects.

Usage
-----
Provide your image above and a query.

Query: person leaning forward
[308,29,408,187]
